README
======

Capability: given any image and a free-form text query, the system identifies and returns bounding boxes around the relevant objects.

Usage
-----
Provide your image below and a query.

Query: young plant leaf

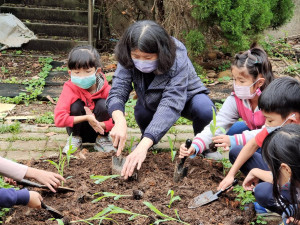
[90,175,120,184]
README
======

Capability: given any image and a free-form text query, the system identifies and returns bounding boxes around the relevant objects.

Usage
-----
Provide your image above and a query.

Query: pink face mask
[233,78,263,100]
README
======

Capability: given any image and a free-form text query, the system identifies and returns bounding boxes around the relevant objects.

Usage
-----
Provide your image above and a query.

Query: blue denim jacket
[107,38,209,144]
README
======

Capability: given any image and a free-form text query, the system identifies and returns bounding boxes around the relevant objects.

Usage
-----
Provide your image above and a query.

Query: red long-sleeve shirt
[54,75,114,132]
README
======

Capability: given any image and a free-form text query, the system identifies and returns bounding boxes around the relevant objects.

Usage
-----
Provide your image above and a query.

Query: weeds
[35,112,54,124]
[90,174,120,184]
[167,190,181,208]
[144,201,190,224]
[0,176,17,223]
[125,99,138,128]
[233,185,256,210]
[0,122,21,134]
[92,192,131,203]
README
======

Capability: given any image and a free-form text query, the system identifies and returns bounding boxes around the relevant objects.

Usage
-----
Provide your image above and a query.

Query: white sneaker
[63,136,82,154]
[94,135,116,152]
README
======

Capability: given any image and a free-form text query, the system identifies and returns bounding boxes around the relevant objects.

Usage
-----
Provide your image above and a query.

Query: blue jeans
[229,145,291,214]
[226,121,249,135]
[134,93,214,137]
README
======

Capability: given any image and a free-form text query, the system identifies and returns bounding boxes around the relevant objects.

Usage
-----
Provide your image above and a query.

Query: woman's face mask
[233,78,262,100]
[132,58,158,73]
[71,72,96,89]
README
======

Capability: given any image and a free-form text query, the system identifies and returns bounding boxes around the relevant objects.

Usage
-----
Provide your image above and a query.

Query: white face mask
[266,114,296,133]
[132,58,158,73]
[234,78,263,100]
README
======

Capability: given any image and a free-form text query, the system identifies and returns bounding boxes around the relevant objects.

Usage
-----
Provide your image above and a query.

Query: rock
[217,51,224,59]
[207,70,217,78]
[207,51,218,60]
[215,40,223,47]
[218,70,231,78]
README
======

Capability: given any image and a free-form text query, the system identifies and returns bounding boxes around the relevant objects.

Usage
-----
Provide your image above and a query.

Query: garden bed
[4,151,256,225]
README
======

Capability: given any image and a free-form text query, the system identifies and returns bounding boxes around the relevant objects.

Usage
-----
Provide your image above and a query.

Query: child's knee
[70,100,85,115]
[254,182,273,206]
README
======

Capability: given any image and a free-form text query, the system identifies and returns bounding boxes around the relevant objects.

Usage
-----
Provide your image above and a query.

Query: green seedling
[167,190,181,208]
[167,136,177,162]
[15,50,22,55]
[1,66,8,74]
[67,204,147,224]
[233,185,256,210]
[35,111,54,124]
[90,174,120,184]
[143,201,190,224]
[92,192,131,203]
[219,158,232,175]
[45,135,77,186]
[210,107,226,136]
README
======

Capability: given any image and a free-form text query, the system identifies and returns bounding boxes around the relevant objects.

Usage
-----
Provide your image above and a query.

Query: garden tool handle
[18,179,43,188]
[180,139,192,165]
[216,179,238,197]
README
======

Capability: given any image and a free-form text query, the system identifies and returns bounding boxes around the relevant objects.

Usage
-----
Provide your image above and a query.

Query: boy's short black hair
[115,20,176,74]
[68,45,101,70]
[258,76,300,118]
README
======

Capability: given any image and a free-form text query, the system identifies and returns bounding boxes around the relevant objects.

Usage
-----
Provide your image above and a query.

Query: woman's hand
[84,107,104,135]
[27,191,43,209]
[111,111,128,155]
[212,135,230,151]
[179,143,195,158]
[242,169,259,191]
[121,137,153,179]
[25,168,66,193]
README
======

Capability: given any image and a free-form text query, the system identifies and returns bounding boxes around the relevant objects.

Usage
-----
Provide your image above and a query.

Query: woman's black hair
[262,124,300,224]
[68,45,101,70]
[258,76,300,118]
[233,44,274,91]
[115,20,176,74]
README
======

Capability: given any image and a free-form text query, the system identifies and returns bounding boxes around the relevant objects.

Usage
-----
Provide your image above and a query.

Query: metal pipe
[88,0,94,45]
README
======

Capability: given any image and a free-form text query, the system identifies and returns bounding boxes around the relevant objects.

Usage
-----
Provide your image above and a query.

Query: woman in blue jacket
[107,20,214,179]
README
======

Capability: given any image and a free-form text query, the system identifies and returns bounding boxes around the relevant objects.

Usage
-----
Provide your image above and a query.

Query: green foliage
[143,201,190,224]
[192,62,213,84]
[217,61,231,72]
[185,30,205,57]
[218,76,231,82]
[167,190,181,208]
[210,107,226,136]
[233,185,256,210]
[1,67,8,74]
[219,158,232,175]
[52,66,68,72]
[285,63,300,76]
[125,98,138,128]
[15,50,22,55]
[92,192,131,203]
[250,215,267,225]
[175,117,192,125]
[90,174,120,184]
[0,122,21,134]
[190,0,295,52]
[35,112,54,124]
[0,57,53,105]
[214,99,225,111]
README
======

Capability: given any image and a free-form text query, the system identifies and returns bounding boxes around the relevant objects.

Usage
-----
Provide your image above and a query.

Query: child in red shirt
[54,45,114,153]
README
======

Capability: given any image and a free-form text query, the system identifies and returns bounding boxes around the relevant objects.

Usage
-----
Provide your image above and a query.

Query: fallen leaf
[32,63,40,68]
[45,132,57,137]
[78,152,86,160]
[104,64,117,70]
[32,75,39,79]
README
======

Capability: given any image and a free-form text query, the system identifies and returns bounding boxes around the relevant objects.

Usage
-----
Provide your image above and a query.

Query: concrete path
[0,124,196,161]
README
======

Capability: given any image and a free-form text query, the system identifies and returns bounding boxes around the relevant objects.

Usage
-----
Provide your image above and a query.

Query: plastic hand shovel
[112,155,127,175]
[18,179,75,193]
[41,201,64,219]
[188,179,238,208]
[173,139,192,183]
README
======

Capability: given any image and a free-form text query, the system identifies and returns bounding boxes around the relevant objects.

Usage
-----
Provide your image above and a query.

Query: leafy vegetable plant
[90,174,120,184]
[167,190,181,208]
[144,201,190,224]
[92,192,131,203]
[233,185,256,210]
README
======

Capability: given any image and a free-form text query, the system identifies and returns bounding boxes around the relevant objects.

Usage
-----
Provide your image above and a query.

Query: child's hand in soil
[212,135,230,151]
[179,143,195,158]
[27,191,43,209]
[242,169,259,191]
[25,168,66,193]
[287,217,300,224]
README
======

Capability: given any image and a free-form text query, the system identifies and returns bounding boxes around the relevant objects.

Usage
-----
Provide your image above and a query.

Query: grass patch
[0,122,21,134]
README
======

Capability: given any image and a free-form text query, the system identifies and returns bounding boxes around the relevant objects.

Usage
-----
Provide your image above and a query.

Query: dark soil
[4,151,256,225]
